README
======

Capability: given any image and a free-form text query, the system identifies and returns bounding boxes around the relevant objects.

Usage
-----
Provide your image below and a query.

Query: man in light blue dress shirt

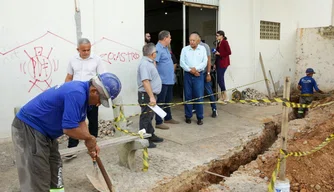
[180,33,208,125]
[154,30,180,130]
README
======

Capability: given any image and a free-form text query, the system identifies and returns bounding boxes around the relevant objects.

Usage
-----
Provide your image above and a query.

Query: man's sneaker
[63,154,77,160]
[212,110,218,118]
[150,134,164,143]
[192,109,196,113]
[155,123,169,130]
[148,140,157,148]
[164,119,180,124]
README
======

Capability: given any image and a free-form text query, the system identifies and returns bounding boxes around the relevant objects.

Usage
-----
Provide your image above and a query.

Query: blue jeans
[193,79,217,111]
[184,72,204,120]
[155,84,173,125]
[204,80,217,111]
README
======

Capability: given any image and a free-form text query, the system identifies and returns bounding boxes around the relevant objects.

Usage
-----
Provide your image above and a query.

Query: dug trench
[152,119,282,192]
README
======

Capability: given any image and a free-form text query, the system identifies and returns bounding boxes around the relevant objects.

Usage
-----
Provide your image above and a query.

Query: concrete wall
[218,0,332,95]
[295,27,334,91]
[0,0,144,139]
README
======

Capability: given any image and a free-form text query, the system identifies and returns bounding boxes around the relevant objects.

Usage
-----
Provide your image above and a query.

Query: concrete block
[117,139,149,171]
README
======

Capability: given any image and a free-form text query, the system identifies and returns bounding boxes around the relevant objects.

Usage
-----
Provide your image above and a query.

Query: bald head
[189,33,200,49]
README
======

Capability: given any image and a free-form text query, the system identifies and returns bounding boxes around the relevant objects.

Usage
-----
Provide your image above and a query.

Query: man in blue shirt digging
[12,72,121,192]
[297,68,324,118]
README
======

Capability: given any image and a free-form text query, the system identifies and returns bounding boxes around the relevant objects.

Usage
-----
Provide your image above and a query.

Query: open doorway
[145,0,218,101]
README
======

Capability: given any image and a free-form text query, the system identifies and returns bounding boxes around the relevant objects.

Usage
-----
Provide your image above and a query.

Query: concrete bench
[14,97,150,171]
[59,133,150,171]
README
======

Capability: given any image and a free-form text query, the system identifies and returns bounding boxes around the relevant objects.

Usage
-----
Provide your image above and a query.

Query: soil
[221,95,334,192]
[151,121,279,192]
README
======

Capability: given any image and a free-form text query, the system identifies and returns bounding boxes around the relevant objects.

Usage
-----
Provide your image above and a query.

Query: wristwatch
[207,72,210,75]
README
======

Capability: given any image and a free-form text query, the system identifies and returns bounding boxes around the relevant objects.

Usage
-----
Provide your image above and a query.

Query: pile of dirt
[232,95,334,192]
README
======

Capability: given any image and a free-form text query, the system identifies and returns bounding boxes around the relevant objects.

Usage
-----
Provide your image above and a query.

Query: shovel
[86,156,116,192]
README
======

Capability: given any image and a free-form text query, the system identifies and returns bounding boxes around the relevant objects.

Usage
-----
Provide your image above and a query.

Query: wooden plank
[259,52,273,99]
[269,70,278,96]
[60,133,151,157]
[279,76,291,180]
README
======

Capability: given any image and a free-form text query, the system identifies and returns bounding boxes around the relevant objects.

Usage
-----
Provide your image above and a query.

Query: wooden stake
[279,76,291,180]
[259,52,273,99]
[269,70,278,96]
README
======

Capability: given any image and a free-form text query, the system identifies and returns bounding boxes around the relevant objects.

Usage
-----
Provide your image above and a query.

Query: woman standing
[215,30,231,102]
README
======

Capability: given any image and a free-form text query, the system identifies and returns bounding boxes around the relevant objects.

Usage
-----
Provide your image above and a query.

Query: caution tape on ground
[113,111,149,172]
[268,133,334,192]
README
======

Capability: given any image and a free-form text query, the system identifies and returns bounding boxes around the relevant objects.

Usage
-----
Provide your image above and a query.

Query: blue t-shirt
[298,76,319,94]
[155,42,175,85]
[16,81,89,139]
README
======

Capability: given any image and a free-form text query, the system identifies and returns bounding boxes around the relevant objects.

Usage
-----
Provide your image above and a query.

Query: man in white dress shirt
[64,38,106,158]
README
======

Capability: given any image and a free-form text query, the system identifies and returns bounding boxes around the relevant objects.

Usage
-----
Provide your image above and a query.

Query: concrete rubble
[58,120,115,144]
[242,88,278,106]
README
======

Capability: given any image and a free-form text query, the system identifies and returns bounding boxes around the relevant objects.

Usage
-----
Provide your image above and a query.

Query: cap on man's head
[306,68,315,74]
[91,72,122,107]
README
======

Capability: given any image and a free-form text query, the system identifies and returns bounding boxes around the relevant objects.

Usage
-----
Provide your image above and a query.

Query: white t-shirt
[67,54,106,81]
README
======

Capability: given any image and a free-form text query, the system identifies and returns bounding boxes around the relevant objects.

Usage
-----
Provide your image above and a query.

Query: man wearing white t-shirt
[65,38,105,158]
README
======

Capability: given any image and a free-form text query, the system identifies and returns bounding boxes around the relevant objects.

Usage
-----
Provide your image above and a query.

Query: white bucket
[274,179,290,192]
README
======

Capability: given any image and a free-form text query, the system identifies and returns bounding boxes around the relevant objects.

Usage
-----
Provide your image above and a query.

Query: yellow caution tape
[268,133,334,192]
[113,98,334,110]
[111,78,334,173]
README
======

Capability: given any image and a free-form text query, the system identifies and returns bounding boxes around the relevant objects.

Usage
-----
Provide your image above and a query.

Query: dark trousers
[68,106,99,148]
[217,67,227,91]
[139,92,156,134]
[155,84,173,125]
[297,96,313,118]
[184,72,204,120]
[204,80,217,111]
[12,117,63,192]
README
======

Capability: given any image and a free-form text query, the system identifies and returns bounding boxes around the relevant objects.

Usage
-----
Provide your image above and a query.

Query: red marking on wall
[21,46,59,92]
[92,37,141,52]
[0,31,75,56]
[1,30,142,93]
[100,51,140,64]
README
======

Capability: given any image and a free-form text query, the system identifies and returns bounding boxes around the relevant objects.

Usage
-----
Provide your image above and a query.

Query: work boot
[155,123,169,129]
[150,134,164,143]
[164,119,180,124]
[212,110,218,118]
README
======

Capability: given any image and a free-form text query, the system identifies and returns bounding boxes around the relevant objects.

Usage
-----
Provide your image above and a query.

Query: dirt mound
[259,96,334,191]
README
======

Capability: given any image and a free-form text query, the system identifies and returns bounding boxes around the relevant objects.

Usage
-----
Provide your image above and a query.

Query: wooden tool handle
[96,156,113,192]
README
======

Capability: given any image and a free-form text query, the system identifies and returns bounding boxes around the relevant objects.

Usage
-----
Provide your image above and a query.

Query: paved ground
[0,102,281,192]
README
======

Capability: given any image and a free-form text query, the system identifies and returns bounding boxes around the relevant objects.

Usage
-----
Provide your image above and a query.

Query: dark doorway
[145,0,184,100]
[145,1,218,101]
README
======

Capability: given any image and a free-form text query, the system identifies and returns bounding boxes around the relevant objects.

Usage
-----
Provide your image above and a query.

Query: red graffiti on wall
[100,51,140,64]
[20,46,59,92]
